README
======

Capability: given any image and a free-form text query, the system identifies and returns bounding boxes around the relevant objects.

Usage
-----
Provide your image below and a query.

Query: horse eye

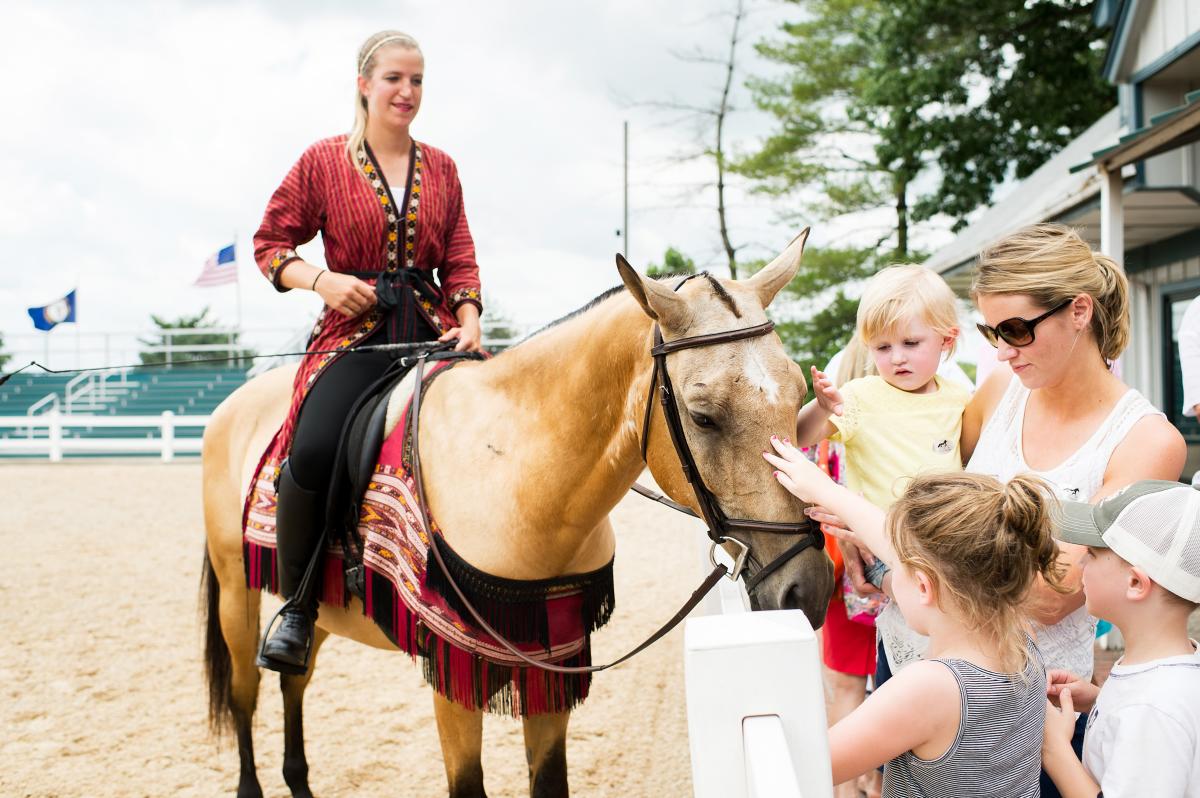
[689,412,717,429]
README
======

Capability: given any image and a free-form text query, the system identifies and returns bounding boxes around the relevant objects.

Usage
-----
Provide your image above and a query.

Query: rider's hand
[315,272,377,318]
[439,311,483,352]
[810,366,845,416]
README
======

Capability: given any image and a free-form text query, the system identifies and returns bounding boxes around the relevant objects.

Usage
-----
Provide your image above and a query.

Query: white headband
[358,35,413,74]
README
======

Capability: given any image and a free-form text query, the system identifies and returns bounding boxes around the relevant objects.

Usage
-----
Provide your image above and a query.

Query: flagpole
[233,231,242,367]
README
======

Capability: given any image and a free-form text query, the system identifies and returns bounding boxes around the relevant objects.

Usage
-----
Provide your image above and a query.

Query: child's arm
[764,437,897,569]
[1042,691,1100,798]
[829,660,960,783]
[794,366,842,447]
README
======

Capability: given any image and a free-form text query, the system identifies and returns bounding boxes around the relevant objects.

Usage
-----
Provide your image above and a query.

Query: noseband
[633,273,823,593]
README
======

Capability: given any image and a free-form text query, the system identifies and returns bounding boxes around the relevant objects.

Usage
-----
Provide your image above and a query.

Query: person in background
[1042,481,1200,797]
[960,224,1186,797]
[1176,293,1200,485]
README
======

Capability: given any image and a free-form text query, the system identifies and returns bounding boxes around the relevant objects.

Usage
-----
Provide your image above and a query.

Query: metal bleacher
[0,367,249,455]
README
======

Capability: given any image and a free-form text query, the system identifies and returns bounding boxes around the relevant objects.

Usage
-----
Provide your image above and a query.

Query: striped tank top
[883,640,1046,798]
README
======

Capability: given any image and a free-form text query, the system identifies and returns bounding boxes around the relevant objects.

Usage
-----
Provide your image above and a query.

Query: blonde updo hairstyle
[888,472,1067,674]
[972,223,1129,364]
[346,31,423,167]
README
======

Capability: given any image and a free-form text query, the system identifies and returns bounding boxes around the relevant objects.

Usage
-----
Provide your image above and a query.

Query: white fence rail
[685,544,832,798]
[0,412,209,461]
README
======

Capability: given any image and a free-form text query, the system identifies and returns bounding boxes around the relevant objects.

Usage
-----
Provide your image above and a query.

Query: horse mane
[507,270,740,351]
[519,284,627,343]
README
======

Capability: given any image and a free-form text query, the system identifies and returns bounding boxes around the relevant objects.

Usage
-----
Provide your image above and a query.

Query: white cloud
[0,0,830,368]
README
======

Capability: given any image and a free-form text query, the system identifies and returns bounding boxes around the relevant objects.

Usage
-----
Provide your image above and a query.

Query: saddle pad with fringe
[244,359,615,716]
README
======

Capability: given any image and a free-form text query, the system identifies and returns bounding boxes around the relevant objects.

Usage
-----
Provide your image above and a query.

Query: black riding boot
[258,461,324,675]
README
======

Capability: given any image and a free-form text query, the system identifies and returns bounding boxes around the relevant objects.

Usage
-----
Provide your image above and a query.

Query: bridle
[631,273,824,593]
[409,273,824,674]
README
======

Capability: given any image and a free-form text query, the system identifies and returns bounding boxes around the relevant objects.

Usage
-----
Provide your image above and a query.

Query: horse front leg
[432,691,486,797]
[280,627,330,798]
[522,710,570,798]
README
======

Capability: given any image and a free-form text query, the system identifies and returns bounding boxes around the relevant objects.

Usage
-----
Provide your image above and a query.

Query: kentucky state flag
[28,290,77,331]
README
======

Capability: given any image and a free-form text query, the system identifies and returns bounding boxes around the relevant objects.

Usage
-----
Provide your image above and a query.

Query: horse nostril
[784,583,828,628]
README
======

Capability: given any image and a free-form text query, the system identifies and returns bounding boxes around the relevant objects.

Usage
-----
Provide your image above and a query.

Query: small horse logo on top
[933,439,953,454]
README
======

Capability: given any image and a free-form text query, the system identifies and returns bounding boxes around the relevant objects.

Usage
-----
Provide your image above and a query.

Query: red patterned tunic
[243,135,482,573]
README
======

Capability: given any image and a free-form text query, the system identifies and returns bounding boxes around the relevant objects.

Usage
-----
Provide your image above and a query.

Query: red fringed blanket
[244,362,615,716]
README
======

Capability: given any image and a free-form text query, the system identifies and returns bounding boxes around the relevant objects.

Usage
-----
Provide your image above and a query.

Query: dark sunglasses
[976,299,1073,348]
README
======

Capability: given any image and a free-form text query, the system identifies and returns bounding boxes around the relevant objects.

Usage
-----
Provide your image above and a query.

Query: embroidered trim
[267,248,300,290]
[302,311,381,392]
[448,287,482,309]
[356,142,447,336]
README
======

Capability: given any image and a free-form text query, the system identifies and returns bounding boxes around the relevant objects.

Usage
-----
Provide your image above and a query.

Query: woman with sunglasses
[963,222,1185,797]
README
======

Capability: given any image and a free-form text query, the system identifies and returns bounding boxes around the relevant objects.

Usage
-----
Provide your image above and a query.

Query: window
[1162,286,1200,443]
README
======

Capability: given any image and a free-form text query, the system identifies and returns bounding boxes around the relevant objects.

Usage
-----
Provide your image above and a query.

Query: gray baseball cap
[1057,480,1200,603]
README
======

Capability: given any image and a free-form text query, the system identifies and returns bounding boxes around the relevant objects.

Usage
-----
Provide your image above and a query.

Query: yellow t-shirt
[829,375,969,509]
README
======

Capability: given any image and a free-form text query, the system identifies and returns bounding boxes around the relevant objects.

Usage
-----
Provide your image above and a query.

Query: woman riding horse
[252,30,485,674]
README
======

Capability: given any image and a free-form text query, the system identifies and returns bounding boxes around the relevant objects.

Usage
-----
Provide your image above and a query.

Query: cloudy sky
[0,0,938,368]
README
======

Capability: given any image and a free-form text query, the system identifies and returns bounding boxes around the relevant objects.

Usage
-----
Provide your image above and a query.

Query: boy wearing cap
[1041,480,1200,797]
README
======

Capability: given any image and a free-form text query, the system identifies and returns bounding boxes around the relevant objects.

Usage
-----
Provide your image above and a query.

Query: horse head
[616,230,834,626]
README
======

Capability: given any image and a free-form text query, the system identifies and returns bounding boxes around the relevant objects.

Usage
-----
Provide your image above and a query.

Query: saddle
[325,347,477,600]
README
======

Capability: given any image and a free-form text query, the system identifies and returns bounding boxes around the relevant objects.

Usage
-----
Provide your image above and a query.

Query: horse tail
[201,546,234,734]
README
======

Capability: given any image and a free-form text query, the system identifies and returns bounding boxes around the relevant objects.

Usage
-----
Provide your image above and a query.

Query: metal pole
[233,231,242,367]
[623,120,629,260]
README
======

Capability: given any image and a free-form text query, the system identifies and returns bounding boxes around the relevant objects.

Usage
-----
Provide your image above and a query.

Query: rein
[409,273,823,675]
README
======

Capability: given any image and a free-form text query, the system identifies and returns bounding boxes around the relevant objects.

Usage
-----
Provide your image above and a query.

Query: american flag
[194,244,238,287]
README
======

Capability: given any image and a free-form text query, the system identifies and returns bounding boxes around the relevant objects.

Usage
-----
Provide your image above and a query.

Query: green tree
[634,0,751,278]
[138,307,255,368]
[741,0,1112,364]
[0,331,11,371]
[481,302,522,355]
[754,244,877,369]
[645,247,698,280]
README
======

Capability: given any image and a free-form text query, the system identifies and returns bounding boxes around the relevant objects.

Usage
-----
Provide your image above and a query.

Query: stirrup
[256,599,315,676]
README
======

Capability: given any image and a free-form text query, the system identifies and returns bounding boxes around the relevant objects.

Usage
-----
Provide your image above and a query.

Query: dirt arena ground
[1,461,708,797]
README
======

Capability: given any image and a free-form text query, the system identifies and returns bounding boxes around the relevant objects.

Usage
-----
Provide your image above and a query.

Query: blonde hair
[835,335,875,386]
[856,265,960,358]
[346,31,423,168]
[972,223,1129,363]
[888,472,1067,674]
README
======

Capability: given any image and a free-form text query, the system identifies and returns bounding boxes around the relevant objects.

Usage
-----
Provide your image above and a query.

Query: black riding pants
[288,348,397,492]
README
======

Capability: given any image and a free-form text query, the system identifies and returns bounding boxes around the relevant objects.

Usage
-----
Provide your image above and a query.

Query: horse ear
[744,227,809,308]
[615,254,691,330]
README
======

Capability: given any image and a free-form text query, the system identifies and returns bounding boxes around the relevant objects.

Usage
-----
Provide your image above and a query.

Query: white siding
[1133,0,1200,75]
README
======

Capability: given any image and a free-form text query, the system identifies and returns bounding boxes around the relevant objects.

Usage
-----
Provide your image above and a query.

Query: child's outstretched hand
[811,366,845,416]
[763,436,835,505]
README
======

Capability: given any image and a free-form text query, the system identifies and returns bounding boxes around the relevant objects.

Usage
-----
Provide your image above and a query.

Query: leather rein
[408,274,823,674]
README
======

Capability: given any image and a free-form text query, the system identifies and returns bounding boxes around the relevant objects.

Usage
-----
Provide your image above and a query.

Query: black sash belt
[347,268,443,344]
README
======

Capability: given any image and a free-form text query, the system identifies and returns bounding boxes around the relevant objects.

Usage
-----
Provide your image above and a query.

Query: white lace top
[965,376,1164,679]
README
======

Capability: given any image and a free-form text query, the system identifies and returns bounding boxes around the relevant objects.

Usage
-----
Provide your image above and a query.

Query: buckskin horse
[200,229,833,797]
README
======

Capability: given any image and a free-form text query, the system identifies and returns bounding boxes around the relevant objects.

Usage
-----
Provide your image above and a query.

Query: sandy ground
[0,461,709,797]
